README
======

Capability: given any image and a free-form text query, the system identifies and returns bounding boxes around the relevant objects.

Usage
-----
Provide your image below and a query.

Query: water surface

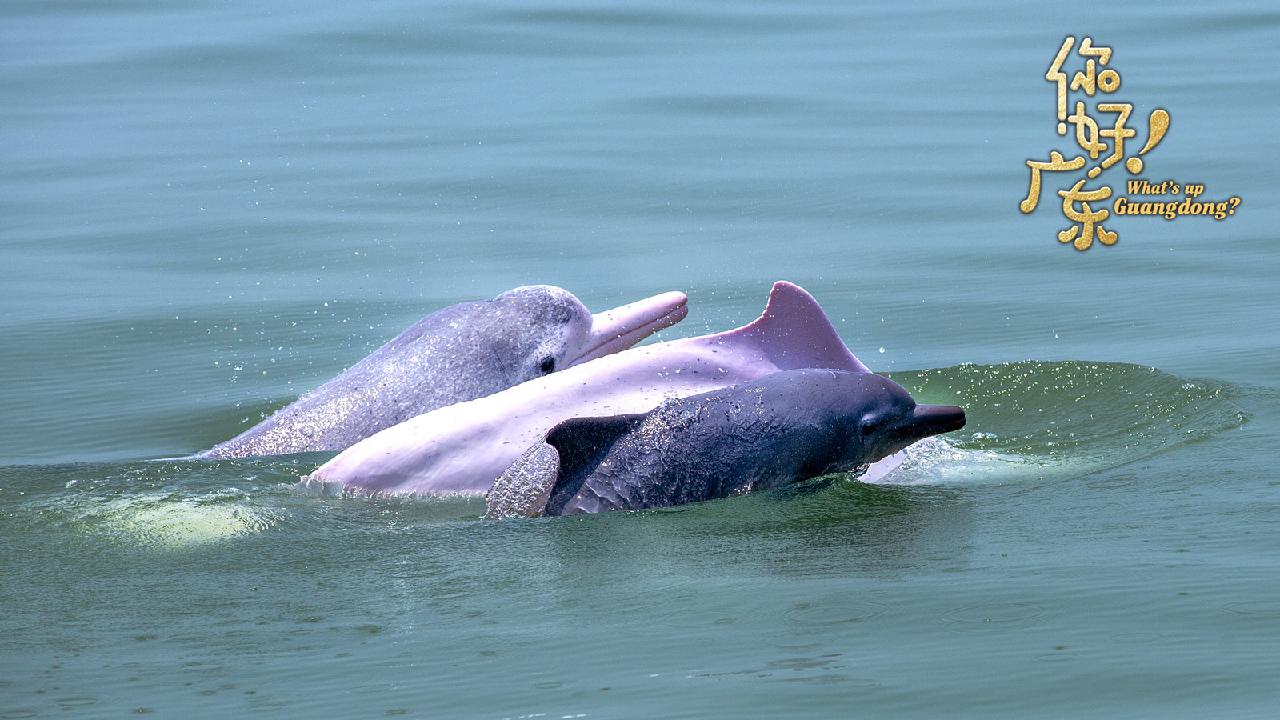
[2,1,1278,717]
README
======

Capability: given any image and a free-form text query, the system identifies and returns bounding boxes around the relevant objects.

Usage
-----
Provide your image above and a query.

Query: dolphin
[308,281,872,495]
[485,369,966,517]
[200,285,688,459]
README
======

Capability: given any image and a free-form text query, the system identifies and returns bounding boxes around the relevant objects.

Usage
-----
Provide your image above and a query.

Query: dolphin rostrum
[308,281,872,495]
[485,369,966,517]
[200,285,688,459]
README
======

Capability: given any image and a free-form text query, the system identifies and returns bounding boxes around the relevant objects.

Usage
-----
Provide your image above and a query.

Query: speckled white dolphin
[200,286,688,458]
[308,281,872,495]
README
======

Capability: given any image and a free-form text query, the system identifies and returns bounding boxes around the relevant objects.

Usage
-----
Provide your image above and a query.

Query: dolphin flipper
[485,442,563,519]
[485,414,645,518]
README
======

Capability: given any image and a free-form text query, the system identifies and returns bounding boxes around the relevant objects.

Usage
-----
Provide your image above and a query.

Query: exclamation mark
[1125,109,1170,174]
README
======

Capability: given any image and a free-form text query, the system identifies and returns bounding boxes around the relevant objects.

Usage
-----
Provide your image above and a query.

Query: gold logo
[1019,36,1241,250]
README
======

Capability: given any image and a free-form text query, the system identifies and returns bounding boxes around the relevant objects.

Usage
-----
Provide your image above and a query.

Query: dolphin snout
[572,291,689,366]
[905,404,967,438]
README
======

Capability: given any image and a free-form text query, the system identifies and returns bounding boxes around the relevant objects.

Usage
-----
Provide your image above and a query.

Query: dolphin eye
[539,356,556,374]
[860,416,883,436]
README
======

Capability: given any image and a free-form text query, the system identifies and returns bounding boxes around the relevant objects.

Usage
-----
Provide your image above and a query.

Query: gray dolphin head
[486,369,966,517]
[487,285,689,379]
[835,373,967,466]
[487,286,595,379]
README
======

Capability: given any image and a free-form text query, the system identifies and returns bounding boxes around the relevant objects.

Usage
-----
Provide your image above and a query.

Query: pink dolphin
[308,281,873,496]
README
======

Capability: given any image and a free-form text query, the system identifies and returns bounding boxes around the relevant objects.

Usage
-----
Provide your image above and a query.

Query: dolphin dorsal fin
[713,281,870,374]
[542,414,647,513]
[485,414,646,518]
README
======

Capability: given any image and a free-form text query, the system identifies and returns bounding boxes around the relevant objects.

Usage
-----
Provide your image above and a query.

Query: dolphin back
[202,299,549,459]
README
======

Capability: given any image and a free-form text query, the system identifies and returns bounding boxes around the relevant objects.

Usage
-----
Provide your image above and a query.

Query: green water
[3,0,1278,717]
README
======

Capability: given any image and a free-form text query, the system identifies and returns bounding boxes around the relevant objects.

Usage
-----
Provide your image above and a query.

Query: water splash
[81,493,282,547]
[870,360,1246,486]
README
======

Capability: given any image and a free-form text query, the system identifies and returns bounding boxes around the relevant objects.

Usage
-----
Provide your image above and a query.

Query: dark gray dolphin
[485,368,965,517]
[200,285,688,459]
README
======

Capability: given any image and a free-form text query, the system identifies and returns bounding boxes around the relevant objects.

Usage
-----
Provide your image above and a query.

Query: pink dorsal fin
[711,281,871,373]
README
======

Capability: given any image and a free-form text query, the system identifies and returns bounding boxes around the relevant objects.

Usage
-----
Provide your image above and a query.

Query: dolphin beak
[898,404,967,442]
[569,291,689,367]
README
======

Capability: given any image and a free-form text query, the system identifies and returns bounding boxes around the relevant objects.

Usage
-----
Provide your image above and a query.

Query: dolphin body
[200,286,688,459]
[308,281,872,495]
[485,369,966,517]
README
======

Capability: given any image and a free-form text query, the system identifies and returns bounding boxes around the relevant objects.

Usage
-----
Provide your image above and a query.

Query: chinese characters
[1020,36,1170,251]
